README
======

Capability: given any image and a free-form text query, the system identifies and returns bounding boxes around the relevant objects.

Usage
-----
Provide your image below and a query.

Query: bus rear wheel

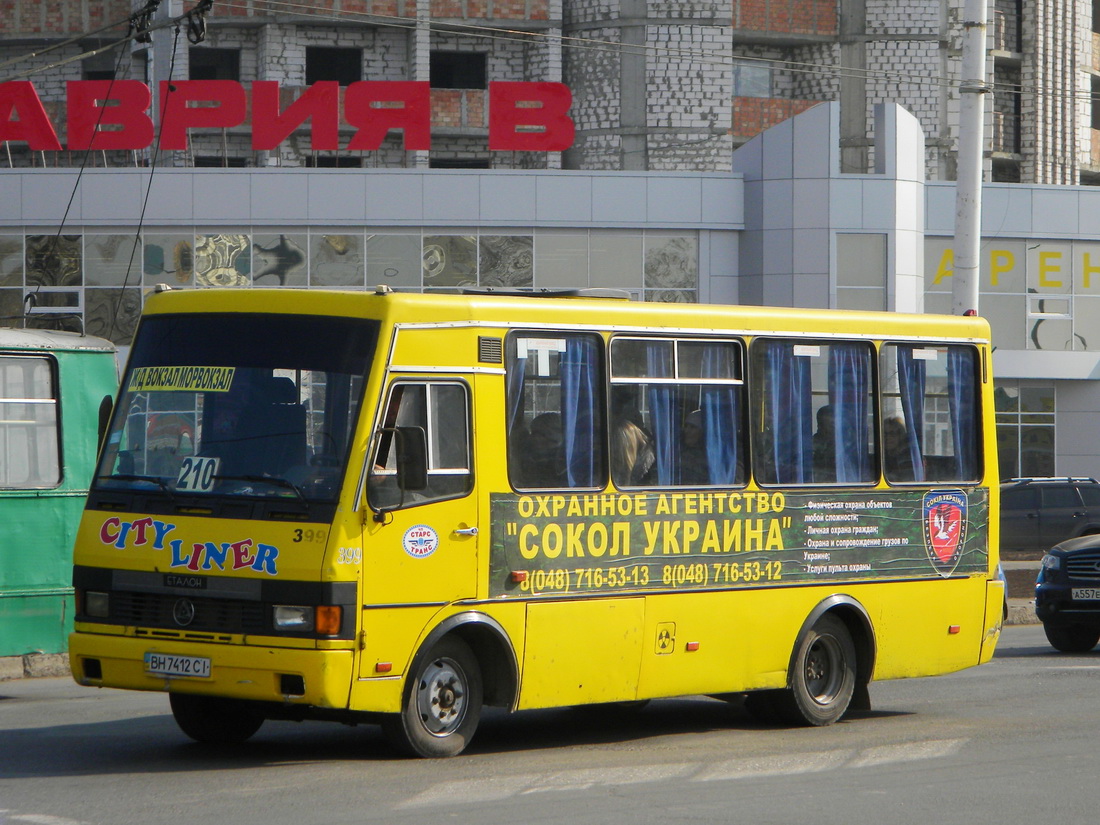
[383,636,483,758]
[169,693,264,744]
[775,614,856,726]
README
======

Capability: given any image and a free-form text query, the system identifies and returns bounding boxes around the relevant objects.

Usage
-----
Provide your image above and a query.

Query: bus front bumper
[69,629,354,710]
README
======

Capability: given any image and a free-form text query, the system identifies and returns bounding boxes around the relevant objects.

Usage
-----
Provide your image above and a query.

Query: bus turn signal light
[948,625,961,634]
[315,605,343,636]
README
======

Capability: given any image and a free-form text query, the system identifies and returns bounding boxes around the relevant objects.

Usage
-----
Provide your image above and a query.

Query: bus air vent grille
[112,592,267,633]
[478,336,503,363]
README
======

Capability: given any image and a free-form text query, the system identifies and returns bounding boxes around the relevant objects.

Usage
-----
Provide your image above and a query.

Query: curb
[0,653,70,682]
[1006,600,1038,626]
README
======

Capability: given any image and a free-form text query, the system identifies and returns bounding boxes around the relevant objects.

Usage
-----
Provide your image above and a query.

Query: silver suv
[1000,477,1100,552]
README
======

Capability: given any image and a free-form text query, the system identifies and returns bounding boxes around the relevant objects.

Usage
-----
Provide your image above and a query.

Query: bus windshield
[93,312,377,510]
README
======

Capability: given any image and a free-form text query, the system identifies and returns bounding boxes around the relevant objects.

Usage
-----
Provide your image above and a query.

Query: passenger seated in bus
[883,416,915,481]
[679,409,710,485]
[812,404,836,482]
[611,405,655,487]
[519,412,566,487]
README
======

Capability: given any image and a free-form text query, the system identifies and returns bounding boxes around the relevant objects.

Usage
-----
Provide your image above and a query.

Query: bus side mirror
[98,395,114,453]
[395,426,428,491]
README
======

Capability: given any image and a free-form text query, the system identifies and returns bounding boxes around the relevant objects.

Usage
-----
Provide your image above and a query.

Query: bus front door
[358,379,477,680]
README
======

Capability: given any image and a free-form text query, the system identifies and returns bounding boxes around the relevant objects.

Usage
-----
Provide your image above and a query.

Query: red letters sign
[0,80,574,153]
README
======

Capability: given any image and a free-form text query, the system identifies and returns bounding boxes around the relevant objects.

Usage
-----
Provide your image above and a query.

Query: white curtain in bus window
[506,333,605,489]
[609,337,745,488]
[0,356,59,487]
[750,339,875,486]
[880,344,980,482]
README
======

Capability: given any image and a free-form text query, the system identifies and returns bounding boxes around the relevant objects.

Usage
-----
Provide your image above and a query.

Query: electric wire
[108,23,187,343]
[0,1,208,83]
[23,26,136,331]
[210,0,1074,103]
[0,12,136,75]
[0,0,1092,108]
[0,0,1094,144]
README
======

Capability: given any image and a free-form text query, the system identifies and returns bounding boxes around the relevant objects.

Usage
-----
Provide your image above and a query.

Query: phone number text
[516,561,783,594]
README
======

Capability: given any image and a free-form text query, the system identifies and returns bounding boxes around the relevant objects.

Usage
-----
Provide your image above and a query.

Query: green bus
[0,328,117,658]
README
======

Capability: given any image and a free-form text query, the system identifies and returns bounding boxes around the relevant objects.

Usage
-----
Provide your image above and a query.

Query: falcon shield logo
[923,490,967,577]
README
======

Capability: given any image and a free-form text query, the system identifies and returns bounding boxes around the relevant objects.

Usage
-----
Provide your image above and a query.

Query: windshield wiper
[214,474,307,503]
[98,473,175,498]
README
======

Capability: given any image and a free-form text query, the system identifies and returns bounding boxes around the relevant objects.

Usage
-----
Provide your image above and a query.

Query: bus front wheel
[778,614,856,726]
[169,693,264,744]
[383,636,483,758]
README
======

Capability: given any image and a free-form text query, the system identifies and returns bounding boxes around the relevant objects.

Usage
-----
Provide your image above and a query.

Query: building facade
[3,0,1100,481]
[6,0,1099,184]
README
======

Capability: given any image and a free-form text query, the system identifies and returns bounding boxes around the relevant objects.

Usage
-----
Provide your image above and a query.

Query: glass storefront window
[994,380,1055,479]
[0,228,699,345]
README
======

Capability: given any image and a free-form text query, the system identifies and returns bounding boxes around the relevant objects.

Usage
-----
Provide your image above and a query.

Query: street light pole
[952,0,989,316]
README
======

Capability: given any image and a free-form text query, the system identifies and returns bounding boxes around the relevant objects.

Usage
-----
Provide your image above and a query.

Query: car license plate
[144,652,211,678]
[1072,588,1100,601]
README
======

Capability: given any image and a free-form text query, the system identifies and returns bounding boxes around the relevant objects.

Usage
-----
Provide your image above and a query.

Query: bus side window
[0,355,61,488]
[880,344,981,483]
[368,381,472,509]
[750,338,876,486]
[608,337,746,488]
[506,332,606,490]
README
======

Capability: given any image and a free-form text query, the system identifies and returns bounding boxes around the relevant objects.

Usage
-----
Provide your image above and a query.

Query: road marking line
[398,764,694,808]
[9,816,89,825]
[1046,665,1100,671]
[520,764,696,795]
[847,738,966,768]
[694,750,852,782]
[398,737,970,808]
[397,776,535,808]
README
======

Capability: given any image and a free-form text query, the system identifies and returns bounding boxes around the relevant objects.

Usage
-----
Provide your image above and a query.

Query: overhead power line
[1,0,1094,110]
[0,1,212,84]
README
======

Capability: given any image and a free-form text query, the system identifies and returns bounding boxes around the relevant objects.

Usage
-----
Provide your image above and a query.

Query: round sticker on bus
[403,525,439,558]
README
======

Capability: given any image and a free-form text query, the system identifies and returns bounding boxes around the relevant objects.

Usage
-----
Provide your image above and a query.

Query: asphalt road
[0,625,1086,825]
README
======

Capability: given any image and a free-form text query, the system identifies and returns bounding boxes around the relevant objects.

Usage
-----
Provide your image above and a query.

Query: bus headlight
[272,605,342,634]
[273,605,314,631]
[84,591,110,618]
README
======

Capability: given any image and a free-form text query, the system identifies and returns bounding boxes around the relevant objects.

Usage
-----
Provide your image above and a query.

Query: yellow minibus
[70,287,1002,756]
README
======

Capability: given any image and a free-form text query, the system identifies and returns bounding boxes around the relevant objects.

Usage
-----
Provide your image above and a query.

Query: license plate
[1072,588,1100,601]
[144,652,211,678]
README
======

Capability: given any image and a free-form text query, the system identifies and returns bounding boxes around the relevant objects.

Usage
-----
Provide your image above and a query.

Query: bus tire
[776,614,856,726]
[169,693,264,744]
[383,636,483,758]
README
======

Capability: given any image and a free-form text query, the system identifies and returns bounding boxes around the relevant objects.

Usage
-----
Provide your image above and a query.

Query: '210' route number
[176,456,219,493]
[336,547,362,564]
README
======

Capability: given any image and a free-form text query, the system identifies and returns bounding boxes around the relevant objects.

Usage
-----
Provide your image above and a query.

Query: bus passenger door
[359,380,477,672]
